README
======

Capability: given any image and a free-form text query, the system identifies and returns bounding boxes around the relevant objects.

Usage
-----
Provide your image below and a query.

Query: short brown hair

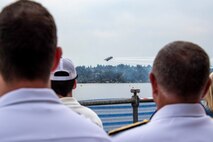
[51,71,76,97]
[51,80,75,97]
[152,41,210,97]
[0,0,57,82]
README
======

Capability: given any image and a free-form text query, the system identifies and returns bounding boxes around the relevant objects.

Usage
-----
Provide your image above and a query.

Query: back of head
[51,58,78,97]
[0,0,57,83]
[152,41,210,98]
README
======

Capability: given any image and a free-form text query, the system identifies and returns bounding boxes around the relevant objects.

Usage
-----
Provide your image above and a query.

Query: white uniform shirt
[60,97,103,128]
[113,103,213,142]
[0,88,111,142]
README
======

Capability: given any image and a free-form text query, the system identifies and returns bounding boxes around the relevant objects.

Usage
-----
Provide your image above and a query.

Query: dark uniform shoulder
[108,119,149,136]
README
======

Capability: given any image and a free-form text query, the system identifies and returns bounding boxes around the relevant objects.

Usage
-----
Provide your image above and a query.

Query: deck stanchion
[131,89,140,123]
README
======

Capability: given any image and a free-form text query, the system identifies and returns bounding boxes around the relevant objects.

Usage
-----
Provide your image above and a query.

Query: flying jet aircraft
[104,56,113,61]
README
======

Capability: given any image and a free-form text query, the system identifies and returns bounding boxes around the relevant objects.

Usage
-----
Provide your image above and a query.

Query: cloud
[0,0,213,66]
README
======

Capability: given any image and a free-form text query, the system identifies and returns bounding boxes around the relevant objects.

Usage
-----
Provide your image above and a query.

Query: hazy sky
[1,0,213,66]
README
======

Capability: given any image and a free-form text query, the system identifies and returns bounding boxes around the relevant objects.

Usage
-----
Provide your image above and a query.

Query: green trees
[76,64,152,83]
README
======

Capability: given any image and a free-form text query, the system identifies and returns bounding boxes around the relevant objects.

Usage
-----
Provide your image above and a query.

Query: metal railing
[79,89,154,123]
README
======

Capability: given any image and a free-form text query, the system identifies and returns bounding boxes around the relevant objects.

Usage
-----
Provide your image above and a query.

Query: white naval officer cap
[50,58,77,81]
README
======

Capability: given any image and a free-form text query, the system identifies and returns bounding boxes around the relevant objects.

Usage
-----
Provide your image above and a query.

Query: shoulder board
[108,119,149,136]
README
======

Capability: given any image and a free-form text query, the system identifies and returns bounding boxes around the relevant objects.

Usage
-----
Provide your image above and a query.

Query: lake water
[73,83,152,100]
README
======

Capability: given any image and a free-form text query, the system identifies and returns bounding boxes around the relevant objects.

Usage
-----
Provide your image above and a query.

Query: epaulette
[108,119,149,136]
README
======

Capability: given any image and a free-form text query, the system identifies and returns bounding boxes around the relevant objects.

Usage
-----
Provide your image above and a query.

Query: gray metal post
[131,89,140,123]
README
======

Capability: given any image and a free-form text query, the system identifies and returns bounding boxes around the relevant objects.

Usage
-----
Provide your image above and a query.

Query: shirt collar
[60,97,81,106]
[0,88,61,107]
[151,103,206,121]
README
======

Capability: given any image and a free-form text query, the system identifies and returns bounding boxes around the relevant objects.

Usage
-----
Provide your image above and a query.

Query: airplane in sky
[104,56,113,61]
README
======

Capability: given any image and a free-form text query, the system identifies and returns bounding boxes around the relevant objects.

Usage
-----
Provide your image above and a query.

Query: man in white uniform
[113,41,213,142]
[51,58,103,128]
[0,1,111,142]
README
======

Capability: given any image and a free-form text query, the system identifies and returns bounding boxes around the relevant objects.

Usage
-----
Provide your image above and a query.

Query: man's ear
[73,80,77,89]
[51,47,62,72]
[150,72,158,99]
[201,78,212,99]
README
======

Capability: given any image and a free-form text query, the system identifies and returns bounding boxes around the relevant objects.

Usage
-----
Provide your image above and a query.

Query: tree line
[76,64,152,83]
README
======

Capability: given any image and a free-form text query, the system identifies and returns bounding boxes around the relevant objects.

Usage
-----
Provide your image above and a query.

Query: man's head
[0,0,60,83]
[150,41,211,109]
[51,58,78,97]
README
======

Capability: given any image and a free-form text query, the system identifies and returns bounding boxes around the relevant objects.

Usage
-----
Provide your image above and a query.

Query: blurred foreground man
[113,41,213,142]
[0,1,111,142]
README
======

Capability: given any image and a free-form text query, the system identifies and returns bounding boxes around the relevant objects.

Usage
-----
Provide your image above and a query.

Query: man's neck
[0,79,49,97]
[157,94,201,110]
[67,92,73,97]
[57,92,73,98]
